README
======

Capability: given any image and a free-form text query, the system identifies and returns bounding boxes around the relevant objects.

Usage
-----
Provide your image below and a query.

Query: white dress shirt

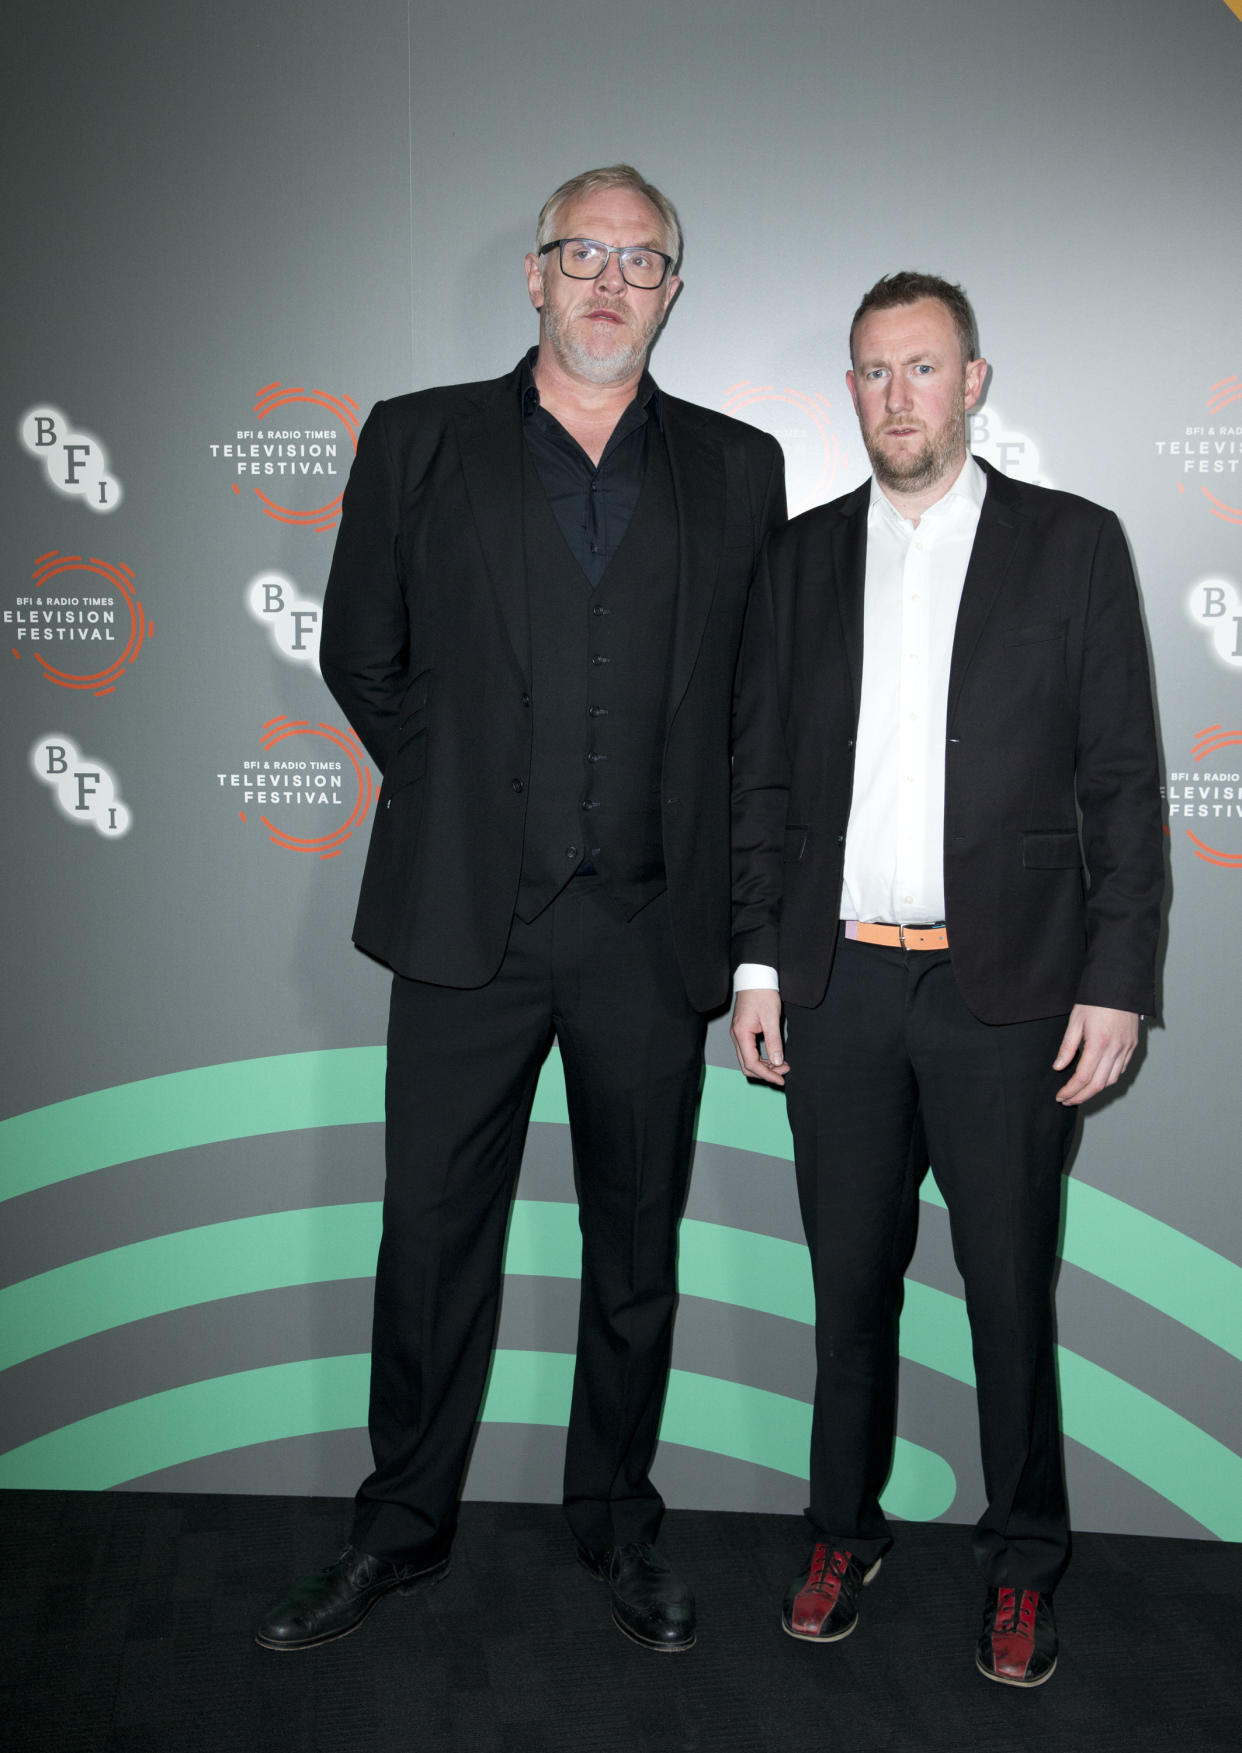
[735,456,987,994]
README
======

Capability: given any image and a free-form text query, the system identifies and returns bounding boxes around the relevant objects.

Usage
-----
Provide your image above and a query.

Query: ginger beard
[861,374,970,496]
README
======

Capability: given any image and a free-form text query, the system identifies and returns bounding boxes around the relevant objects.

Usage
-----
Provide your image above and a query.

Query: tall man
[730,273,1162,1686]
[255,166,785,1655]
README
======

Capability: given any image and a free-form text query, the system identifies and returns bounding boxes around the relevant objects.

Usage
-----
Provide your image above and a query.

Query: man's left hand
[1053,1003,1140,1106]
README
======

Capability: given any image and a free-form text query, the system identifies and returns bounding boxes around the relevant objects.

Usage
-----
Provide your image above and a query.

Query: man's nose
[885,374,912,412]
[596,251,628,295]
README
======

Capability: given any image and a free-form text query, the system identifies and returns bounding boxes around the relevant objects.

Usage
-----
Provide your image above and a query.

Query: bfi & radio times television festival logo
[722,383,848,517]
[29,734,132,838]
[207,382,359,533]
[245,571,321,673]
[19,406,123,513]
[1185,576,1242,673]
[1154,376,1242,529]
[1166,724,1242,872]
[217,715,374,858]
[7,552,150,696]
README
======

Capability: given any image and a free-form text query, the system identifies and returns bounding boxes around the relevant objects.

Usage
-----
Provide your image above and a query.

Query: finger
[1051,1018,1083,1071]
[731,1024,787,1085]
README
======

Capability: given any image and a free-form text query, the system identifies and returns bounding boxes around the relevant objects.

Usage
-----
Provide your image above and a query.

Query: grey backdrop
[3,0,1240,1545]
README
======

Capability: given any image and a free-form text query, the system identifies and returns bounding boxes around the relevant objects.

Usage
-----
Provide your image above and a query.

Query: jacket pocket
[1022,829,1080,869]
[1005,618,1068,647]
[386,725,428,794]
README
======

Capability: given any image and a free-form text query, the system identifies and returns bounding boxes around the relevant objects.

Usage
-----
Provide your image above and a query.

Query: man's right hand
[730,989,789,1086]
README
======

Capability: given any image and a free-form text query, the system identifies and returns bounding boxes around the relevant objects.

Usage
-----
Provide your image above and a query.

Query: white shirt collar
[868,454,987,533]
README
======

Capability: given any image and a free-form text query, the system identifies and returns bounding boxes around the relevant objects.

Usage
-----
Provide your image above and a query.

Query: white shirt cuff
[733,962,780,994]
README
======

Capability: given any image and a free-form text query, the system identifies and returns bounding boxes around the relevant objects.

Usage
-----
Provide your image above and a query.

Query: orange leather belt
[844,920,949,951]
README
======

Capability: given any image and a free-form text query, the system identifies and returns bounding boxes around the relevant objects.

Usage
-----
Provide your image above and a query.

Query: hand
[1053,1003,1140,1106]
[730,989,789,1087]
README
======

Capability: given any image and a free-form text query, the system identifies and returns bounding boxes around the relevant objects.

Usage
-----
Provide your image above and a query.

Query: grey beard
[541,303,658,385]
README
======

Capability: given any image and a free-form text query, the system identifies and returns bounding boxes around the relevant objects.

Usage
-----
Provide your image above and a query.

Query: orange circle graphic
[22,552,148,695]
[251,716,374,858]
[245,384,361,534]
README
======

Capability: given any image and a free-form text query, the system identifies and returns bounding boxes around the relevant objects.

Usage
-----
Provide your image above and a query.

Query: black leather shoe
[578,1542,696,1651]
[781,1544,882,1641]
[976,1585,1058,1687]
[254,1545,450,1650]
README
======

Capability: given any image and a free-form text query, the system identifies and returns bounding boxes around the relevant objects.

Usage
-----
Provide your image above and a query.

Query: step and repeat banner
[3,1,1240,1544]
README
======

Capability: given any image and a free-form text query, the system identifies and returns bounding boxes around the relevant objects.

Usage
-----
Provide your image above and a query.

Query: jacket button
[566,846,579,860]
[521,693,531,707]
[846,738,855,750]
[511,779,524,793]
[592,604,612,616]
[588,705,608,717]
[836,833,845,846]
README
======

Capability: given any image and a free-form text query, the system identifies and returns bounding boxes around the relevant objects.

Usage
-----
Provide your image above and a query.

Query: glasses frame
[538,237,674,290]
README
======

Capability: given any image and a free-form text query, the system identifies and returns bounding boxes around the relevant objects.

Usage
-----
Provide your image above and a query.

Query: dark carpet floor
[3,1491,1239,1752]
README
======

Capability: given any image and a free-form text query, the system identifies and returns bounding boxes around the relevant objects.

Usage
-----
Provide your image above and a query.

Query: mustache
[578,297,632,323]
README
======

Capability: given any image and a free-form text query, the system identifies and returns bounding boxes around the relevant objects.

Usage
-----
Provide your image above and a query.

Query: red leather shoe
[976,1586,1058,1687]
[781,1544,882,1642]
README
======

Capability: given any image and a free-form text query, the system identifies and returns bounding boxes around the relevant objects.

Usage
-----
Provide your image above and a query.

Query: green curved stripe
[1,1049,1238,1364]
[0,1351,954,1519]
[898,1281,1241,1539]
[1,1203,1236,1534]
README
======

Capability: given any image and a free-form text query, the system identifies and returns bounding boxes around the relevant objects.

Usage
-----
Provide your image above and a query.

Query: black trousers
[350,878,706,1564]
[784,932,1076,1591]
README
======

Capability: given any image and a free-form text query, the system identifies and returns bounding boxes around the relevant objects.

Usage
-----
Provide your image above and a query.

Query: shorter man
[731,273,1163,1685]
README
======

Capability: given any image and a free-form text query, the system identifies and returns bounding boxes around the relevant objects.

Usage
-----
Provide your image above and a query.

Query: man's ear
[525,252,545,312]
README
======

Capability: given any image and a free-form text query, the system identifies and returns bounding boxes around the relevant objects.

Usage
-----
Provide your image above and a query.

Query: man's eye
[625,251,652,268]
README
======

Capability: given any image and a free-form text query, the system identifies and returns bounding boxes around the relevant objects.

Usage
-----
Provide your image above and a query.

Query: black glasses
[538,237,673,290]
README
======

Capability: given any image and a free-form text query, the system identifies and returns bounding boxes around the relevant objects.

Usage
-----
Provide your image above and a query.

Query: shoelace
[607,1541,655,1579]
[994,1586,1039,1637]
[804,1544,851,1596]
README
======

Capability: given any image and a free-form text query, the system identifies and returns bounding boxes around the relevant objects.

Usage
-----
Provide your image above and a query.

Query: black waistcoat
[515,436,679,923]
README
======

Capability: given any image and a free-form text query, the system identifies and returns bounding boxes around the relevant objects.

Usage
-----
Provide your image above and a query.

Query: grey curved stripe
[910,1209,1242,1447]
[0,1129,804,1290]
[4,1176,1237,1458]
[0,1280,811,1451]
[1,1265,1221,1544]
[119,1425,814,1521]
[7,1135,1234,1451]
[115,1415,1213,1546]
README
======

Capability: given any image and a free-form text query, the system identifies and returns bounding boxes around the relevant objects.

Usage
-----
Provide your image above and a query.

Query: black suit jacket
[731,459,1164,1024]
[321,360,785,1008]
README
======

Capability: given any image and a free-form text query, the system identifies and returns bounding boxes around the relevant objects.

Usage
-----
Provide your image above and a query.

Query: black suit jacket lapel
[456,368,531,681]
[947,460,1025,725]
[832,481,870,727]
[663,398,726,721]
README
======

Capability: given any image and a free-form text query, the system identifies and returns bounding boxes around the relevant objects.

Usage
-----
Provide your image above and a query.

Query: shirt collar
[519,345,664,428]
[868,454,987,533]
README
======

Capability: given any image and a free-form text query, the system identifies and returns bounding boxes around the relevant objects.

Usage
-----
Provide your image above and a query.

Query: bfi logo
[30,734,131,837]
[19,405,123,512]
[1185,577,1242,671]
[245,570,322,672]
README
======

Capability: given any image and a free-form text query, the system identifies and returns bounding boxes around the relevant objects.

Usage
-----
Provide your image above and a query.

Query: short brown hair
[850,271,979,368]
[535,164,683,272]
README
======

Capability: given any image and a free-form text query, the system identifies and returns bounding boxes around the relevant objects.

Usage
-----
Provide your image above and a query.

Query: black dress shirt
[520,347,662,588]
